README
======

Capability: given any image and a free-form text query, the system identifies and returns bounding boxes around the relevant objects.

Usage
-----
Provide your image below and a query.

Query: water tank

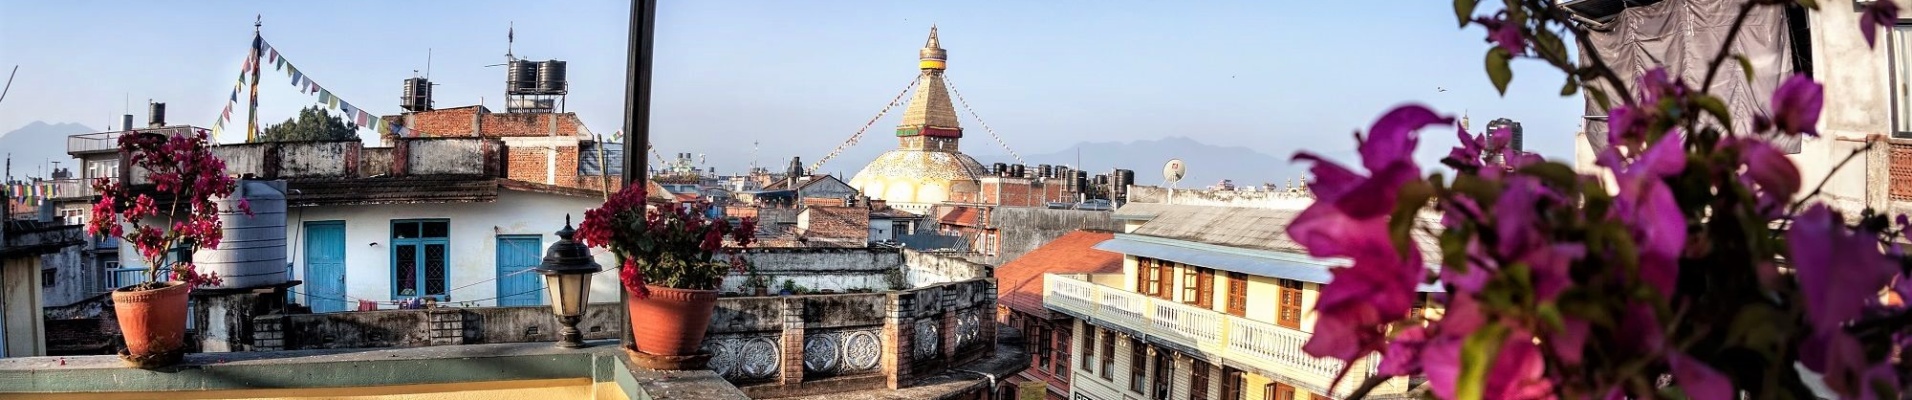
[1113,169,1135,187]
[196,180,289,289]
[506,60,538,95]
[537,60,568,94]
[1008,164,1025,178]
[401,78,432,112]
[148,102,166,128]
[991,163,1007,176]
[1037,164,1053,178]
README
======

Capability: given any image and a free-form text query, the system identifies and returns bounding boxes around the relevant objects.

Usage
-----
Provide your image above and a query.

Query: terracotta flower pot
[111,281,190,365]
[627,286,719,357]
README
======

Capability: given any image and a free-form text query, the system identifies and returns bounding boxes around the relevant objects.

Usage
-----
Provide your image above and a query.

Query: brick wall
[405,107,588,138]
[507,148,549,183]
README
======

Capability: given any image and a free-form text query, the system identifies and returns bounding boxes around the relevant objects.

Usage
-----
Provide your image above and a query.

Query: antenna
[506,21,515,60]
[426,48,433,80]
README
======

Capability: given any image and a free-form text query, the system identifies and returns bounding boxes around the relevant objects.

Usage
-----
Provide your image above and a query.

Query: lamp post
[537,215,602,348]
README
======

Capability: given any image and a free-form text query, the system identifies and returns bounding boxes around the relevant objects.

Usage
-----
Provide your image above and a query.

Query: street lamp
[537,215,602,348]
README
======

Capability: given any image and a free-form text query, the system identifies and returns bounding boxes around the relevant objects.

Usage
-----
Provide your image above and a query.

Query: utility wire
[944,74,1023,165]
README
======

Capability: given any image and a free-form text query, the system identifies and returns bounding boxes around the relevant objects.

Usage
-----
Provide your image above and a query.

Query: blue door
[496,235,545,306]
[304,221,347,313]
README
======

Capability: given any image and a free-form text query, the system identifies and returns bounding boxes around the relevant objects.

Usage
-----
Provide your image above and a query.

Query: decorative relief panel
[803,332,841,374]
[702,334,781,381]
[800,328,884,375]
[956,310,981,348]
[914,319,940,360]
[842,330,882,371]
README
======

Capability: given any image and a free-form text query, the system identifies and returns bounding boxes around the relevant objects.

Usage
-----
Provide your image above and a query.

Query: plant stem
[1698,1,1762,94]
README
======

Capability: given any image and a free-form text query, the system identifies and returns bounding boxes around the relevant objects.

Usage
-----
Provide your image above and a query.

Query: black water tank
[537,60,568,94]
[1037,164,1053,178]
[507,60,538,94]
[148,103,166,128]
[991,163,1008,176]
[1009,164,1025,178]
[401,78,432,112]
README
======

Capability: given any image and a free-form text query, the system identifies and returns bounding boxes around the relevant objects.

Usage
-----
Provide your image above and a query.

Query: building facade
[1043,187,1430,400]
[995,230,1124,400]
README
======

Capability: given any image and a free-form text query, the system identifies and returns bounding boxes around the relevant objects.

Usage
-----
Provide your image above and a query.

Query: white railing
[68,132,122,154]
[1044,273,1398,397]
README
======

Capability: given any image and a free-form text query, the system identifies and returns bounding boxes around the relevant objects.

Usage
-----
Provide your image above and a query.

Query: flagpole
[246,15,263,143]
[620,0,658,352]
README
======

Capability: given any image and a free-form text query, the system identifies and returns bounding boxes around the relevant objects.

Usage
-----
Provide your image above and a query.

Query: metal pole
[619,0,657,351]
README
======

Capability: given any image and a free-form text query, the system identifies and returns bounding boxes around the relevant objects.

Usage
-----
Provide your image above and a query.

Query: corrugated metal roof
[1121,203,1442,261]
[578,141,624,176]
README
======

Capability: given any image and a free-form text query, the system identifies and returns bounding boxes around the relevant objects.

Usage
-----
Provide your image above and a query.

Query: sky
[0,1,1583,181]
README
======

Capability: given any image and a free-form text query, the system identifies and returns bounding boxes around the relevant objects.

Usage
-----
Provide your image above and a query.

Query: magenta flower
[1377,325,1428,376]
[1422,329,1553,400]
[1770,75,1824,136]
[1863,0,1900,48]
[1670,353,1733,400]
[1789,204,1896,331]
[1731,138,1800,217]
[1291,104,1450,363]
[1604,132,1688,293]
[1473,16,1527,55]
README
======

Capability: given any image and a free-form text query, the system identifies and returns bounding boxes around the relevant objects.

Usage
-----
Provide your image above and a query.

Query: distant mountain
[973,136,1299,188]
[0,121,95,178]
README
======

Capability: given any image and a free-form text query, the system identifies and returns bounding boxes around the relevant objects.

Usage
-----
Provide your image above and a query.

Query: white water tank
[197,180,288,289]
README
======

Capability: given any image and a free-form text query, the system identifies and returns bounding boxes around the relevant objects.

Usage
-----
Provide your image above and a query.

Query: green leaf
[1536,303,1565,331]
[1517,162,1579,188]
[1533,29,1570,67]
[1694,95,1733,132]
[1455,0,1479,27]
[1586,85,1613,113]
[1795,0,1819,10]
[1734,54,1755,83]
[1486,48,1514,96]
[1457,324,1509,400]
[1560,76,1579,96]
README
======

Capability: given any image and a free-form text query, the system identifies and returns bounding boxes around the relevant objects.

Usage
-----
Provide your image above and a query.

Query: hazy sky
[0,1,1582,180]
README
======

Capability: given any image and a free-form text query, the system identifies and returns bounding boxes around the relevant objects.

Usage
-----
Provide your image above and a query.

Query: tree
[257,106,358,142]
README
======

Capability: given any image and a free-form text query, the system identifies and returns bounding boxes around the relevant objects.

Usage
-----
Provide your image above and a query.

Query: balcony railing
[42,178,96,200]
[1044,273,1408,397]
[68,132,123,154]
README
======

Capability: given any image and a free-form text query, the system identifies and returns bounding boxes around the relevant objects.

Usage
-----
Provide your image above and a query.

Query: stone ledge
[0,341,746,399]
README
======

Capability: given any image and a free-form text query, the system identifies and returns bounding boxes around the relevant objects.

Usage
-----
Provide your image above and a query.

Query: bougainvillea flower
[1449,125,1483,168]
[1733,138,1801,217]
[1790,204,1896,330]
[1422,329,1554,400]
[1863,0,1900,48]
[1377,325,1428,376]
[1607,133,1688,293]
[1771,75,1824,136]
[1670,353,1732,400]
[1473,16,1527,55]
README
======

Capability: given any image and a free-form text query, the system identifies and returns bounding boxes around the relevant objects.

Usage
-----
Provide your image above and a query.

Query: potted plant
[578,184,755,364]
[743,272,771,297]
[86,128,243,368]
[779,279,797,296]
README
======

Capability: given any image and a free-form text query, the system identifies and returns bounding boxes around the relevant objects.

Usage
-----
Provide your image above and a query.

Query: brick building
[380,106,623,192]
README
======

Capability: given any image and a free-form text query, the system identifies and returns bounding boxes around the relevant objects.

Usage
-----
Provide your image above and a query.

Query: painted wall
[2,257,47,357]
[902,249,991,288]
[724,248,904,293]
[38,245,93,307]
[1126,186,1312,210]
[285,190,621,308]
[1799,0,1903,213]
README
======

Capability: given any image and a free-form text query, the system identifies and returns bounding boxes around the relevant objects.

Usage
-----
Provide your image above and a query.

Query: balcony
[41,179,95,201]
[1044,273,1410,398]
[66,132,123,155]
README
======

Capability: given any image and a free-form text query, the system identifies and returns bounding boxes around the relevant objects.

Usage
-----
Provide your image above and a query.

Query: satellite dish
[1163,159,1186,185]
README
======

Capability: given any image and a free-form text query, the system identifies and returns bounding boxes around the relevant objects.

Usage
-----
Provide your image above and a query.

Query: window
[392,220,451,299]
[1183,267,1215,308]
[1226,272,1248,317]
[1312,394,1331,400]
[1129,338,1148,393]
[1151,350,1173,400]
[1054,327,1071,378]
[1101,330,1116,380]
[1895,24,1912,138]
[1221,366,1244,400]
[42,269,56,287]
[1278,279,1304,329]
[1032,324,1052,371]
[1266,382,1296,400]
[1139,258,1171,299]
[1081,325,1097,373]
[1189,362,1211,400]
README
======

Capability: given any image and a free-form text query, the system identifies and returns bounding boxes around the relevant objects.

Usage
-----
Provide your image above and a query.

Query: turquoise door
[496,235,546,306]
[304,221,347,313]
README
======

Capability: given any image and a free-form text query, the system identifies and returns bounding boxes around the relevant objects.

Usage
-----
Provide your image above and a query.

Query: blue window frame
[391,219,451,300]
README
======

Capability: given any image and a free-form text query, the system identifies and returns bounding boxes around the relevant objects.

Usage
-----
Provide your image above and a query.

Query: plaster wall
[283,190,620,307]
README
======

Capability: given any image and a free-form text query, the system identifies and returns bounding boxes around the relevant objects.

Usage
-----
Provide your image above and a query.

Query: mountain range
[972,136,1299,188]
[0,121,96,178]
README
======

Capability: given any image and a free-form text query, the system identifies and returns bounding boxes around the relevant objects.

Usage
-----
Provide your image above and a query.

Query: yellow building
[847,26,990,215]
[1044,186,1434,400]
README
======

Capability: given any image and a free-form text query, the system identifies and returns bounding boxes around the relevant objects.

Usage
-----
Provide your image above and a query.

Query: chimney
[147,102,166,128]
[122,114,134,132]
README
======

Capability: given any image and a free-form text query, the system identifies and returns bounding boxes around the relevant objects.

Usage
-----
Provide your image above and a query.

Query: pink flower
[1862,0,1900,48]
[1377,325,1428,376]
[1770,75,1824,137]
[1670,352,1733,400]
[1604,132,1688,293]
[1473,16,1527,55]
[1789,204,1896,331]
[1422,329,1554,400]
[1732,138,1801,217]
[1291,104,1449,365]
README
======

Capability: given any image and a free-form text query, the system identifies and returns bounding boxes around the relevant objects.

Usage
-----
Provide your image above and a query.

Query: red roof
[939,207,981,227]
[994,230,1121,318]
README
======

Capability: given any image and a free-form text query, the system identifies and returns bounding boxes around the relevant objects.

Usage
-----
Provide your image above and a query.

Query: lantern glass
[543,273,591,317]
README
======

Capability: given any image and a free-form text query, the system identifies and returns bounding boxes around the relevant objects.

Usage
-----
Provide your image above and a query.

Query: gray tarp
[1581,0,1799,153]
